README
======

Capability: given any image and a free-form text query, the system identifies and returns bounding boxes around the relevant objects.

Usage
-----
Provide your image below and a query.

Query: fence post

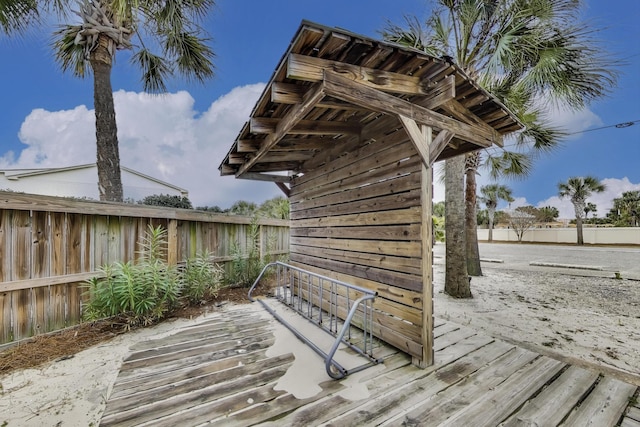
[167,219,178,266]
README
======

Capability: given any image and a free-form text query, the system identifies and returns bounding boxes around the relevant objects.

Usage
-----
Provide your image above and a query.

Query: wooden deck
[100,303,639,427]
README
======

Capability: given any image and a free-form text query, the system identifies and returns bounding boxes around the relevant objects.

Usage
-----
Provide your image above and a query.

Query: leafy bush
[226,216,278,287]
[83,225,225,327]
[83,225,181,327]
[139,194,193,209]
[181,250,224,304]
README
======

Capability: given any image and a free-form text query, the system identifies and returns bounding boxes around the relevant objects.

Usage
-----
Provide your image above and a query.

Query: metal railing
[248,261,382,379]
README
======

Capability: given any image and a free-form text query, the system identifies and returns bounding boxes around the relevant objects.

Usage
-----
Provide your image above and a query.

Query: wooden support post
[419,137,435,368]
[167,219,178,266]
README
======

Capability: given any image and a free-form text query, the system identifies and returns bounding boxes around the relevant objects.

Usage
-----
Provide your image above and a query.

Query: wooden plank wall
[0,193,289,344]
[289,127,427,360]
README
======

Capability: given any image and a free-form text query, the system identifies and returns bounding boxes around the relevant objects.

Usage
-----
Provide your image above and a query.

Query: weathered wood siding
[289,125,427,359]
[0,192,289,344]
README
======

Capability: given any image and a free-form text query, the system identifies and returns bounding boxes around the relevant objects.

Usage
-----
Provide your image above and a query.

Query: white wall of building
[478,227,640,245]
[0,166,187,201]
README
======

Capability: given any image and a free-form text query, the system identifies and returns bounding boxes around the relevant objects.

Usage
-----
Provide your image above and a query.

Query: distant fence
[0,192,289,344]
[478,227,640,245]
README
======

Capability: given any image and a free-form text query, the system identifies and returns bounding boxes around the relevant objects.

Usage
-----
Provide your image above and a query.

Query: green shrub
[182,250,224,304]
[83,225,181,327]
[226,216,274,287]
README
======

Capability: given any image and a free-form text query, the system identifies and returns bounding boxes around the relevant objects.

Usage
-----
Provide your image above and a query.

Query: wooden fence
[0,192,289,344]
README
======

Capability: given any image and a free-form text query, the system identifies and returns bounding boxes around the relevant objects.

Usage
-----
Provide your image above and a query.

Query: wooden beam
[250,117,361,136]
[275,182,291,197]
[323,70,497,148]
[287,53,434,96]
[219,164,236,176]
[430,130,455,162]
[418,126,434,368]
[237,138,335,153]
[272,82,370,111]
[441,99,503,147]
[237,82,326,176]
[261,151,316,162]
[420,75,456,110]
[237,172,292,183]
[398,115,432,167]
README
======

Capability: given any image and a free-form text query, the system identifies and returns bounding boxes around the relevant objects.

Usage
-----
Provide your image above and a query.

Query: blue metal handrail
[248,261,382,379]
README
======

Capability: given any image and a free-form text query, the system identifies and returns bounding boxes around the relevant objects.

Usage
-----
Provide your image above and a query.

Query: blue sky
[0,0,638,217]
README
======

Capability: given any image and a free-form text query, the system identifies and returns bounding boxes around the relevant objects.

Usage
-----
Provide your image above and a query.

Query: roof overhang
[219,21,522,182]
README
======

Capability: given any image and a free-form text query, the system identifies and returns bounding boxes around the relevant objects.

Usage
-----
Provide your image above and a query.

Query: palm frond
[164,31,215,83]
[0,0,38,34]
[131,48,171,93]
[51,24,89,77]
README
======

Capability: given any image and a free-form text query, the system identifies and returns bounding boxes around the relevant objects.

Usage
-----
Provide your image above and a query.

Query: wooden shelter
[219,21,521,368]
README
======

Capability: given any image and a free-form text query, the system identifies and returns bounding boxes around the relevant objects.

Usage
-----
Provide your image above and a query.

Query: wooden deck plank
[499,365,600,427]
[148,382,288,427]
[128,317,265,351]
[100,307,638,427]
[622,417,640,427]
[433,325,477,351]
[204,380,346,427]
[119,331,274,372]
[123,322,268,362]
[435,357,565,426]
[106,353,294,412]
[326,340,516,426]
[627,406,640,422]
[560,376,637,427]
[100,359,293,426]
[384,347,542,426]
[110,348,271,399]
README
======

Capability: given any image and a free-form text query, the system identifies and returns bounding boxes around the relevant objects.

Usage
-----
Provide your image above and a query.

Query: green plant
[83,225,181,327]
[226,216,273,287]
[182,250,224,304]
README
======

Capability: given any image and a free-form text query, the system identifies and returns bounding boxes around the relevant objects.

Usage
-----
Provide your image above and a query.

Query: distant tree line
[136,194,290,220]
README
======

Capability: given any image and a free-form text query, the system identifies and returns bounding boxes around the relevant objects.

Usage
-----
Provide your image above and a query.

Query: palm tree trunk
[488,208,495,242]
[90,34,123,202]
[445,155,471,298]
[576,216,584,245]
[465,159,482,276]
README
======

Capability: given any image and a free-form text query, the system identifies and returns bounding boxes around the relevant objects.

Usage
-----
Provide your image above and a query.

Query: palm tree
[444,156,470,297]
[384,0,617,296]
[4,0,215,201]
[0,0,36,34]
[558,176,606,245]
[479,184,514,242]
[584,202,597,220]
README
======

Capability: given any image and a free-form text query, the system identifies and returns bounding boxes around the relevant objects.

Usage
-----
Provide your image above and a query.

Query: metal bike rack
[248,261,383,379]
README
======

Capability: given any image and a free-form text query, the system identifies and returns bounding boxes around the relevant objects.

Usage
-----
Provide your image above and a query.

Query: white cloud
[536,177,640,219]
[0,83,285,208]
[535,98,603,139]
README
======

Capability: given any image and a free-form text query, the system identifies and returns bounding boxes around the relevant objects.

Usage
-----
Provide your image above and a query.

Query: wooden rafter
[287,53,434,96]
[322,71,498,148]
[441,99,504,147]
[430,130,455,161]
[250,117,360,136]
[237,137,335,153]
[236,173,291,183]
[237,82,326,177]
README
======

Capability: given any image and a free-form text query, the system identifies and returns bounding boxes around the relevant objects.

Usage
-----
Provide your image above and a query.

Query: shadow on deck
[100,303,640,427]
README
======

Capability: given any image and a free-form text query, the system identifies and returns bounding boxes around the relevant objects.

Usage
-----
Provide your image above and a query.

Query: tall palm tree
[384,0,617,295]
[479,184,514,242]
[4,0,215,201]
[558,176,605,245]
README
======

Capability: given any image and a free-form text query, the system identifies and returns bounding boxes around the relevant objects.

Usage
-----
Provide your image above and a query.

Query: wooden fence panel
[0,192,289,345]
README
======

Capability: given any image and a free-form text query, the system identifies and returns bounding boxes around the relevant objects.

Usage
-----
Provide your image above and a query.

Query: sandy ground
[433,262,640,382]
[1,265,639,425]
